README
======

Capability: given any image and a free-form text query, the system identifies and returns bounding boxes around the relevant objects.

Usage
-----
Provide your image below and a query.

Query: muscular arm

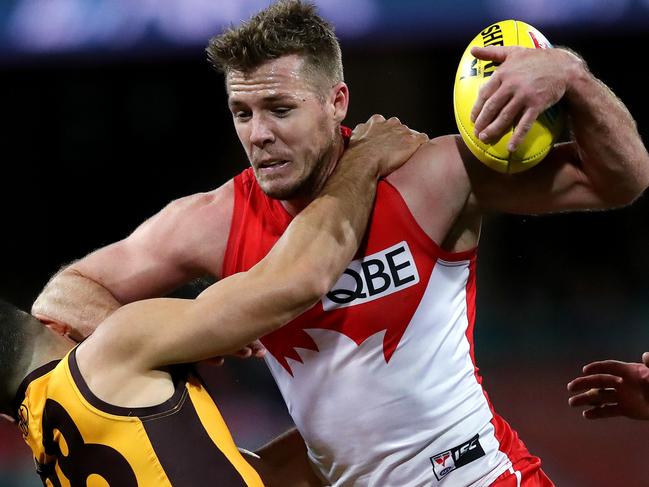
[466,46,649,214]
[383,49,648,254]
[84,117,427,369]
[32,184,234,340]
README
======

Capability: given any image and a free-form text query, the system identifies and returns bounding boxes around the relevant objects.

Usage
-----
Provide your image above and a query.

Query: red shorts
[491,457,554,487]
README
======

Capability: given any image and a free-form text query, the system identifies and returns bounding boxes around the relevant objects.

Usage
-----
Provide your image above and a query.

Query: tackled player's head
[0,300,37,416]
[207,0,349,201]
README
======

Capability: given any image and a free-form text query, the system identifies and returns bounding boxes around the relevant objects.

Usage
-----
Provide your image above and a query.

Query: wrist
[340,145,381,181]
[559,48,591,103]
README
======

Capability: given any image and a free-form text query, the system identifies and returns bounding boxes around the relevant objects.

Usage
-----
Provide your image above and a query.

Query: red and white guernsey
[223,168,540,486]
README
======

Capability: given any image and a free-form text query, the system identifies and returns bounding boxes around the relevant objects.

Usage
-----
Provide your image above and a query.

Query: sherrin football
[453,19,564,173]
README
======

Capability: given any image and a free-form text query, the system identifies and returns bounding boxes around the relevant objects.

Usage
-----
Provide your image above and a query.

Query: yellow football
[453,19,564,173]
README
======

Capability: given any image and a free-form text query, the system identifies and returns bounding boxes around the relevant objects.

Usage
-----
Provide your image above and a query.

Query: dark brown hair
[207,0,343,90]
[0,300,32,414]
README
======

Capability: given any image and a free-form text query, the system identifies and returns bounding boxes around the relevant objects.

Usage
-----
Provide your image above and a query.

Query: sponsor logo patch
[322,241,419,311]
[18,404,29,438]
[430,434,486,481]
[528,30,553,49]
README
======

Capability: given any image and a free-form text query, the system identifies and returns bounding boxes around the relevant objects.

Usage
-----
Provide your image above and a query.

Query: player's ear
[34,315,82,343]
[330,82,349,123]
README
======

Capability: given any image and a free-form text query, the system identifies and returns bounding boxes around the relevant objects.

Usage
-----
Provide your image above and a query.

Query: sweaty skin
[227,55,348,212]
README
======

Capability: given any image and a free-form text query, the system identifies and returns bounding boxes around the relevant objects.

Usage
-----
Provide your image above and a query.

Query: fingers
[568,386,619,408]
[201,343,266,366]
[364,114,387,127]
[472,79,540,152]
[582,404,624,420]
[642,352,649,367]
[469,46,561,152]
[248,340,267,358]
[509,108,540,152]
[234,347,253,358]
[350,114,428,174]
[582,360,636,377]
[471,75,502,126]
[202,356,225,366]
[470,46,511,63]
[567,373,623,393]
[469,46,519,134]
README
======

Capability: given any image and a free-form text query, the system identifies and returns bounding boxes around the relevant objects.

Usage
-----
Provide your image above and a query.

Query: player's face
[227,55,346,200]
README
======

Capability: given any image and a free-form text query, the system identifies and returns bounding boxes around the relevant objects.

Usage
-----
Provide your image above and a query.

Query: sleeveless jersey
[12,347,263,487]
[223,167,541,486]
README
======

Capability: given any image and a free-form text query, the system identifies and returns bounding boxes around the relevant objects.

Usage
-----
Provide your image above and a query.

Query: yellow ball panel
[453,19,564,174]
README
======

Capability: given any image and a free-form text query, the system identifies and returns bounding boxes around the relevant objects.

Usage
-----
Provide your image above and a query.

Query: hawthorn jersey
[222,165,543,486]
[12,348,263,487]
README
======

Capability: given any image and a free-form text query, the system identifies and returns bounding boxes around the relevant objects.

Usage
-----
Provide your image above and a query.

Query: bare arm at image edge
[465,46,649,214]
[32,180,236,341]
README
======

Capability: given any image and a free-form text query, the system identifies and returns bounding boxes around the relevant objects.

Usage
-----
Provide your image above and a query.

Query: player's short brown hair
[0,300,33,414]
[206,0,343,92]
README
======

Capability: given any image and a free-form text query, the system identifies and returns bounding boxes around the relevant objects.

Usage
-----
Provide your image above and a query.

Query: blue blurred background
[1,0,649,485]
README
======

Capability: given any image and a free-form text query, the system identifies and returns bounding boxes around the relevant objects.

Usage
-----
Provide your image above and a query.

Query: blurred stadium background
[2,0,649,485]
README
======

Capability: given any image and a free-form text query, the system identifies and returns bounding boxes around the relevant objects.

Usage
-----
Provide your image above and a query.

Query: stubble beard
[258,139,338,202]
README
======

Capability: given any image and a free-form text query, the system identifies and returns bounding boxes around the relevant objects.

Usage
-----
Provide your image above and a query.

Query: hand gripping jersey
[223,166,544,486]
[12,348,263,486]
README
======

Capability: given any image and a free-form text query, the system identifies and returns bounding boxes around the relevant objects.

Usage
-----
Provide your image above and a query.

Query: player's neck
[28,327,75,370]
[15,330,73,396]
[281,132,345,215]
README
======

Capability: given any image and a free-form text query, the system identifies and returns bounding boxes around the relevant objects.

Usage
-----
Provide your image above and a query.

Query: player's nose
[250,116,275,148]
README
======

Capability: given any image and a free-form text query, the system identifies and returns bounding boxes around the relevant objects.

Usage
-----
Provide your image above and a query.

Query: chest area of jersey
[231,185,446,374]
[261,221,437,375]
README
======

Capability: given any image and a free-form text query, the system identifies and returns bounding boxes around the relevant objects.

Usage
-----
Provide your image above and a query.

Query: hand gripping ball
[453,19,564,173]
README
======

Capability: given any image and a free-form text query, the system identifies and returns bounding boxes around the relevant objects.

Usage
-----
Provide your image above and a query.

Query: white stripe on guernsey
[508,466,523,487]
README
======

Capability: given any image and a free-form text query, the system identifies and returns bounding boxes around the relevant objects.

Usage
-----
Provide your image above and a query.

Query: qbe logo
[430,434,485,481]
[322,241,419,311]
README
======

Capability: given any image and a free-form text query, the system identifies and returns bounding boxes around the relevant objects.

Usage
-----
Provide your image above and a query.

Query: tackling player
[1,118,426,486]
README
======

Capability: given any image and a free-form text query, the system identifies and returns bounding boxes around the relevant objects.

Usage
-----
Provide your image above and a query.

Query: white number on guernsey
[322,241,419,311]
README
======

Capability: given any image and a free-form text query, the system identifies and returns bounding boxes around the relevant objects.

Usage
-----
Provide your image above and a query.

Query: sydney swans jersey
[13,348,263,487]
[223,168,540,486]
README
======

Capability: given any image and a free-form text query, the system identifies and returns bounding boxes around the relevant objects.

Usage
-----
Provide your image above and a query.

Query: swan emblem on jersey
[261,241,431,375]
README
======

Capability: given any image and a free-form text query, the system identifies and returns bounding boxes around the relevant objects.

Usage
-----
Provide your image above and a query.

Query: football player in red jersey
[31,1,649,486]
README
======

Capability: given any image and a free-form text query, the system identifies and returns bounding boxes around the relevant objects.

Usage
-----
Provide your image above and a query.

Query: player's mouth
[257,160,290,174]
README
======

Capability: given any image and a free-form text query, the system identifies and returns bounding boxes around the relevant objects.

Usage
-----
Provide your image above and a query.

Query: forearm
[32,267,121,341]
[106,150,380,369]
[275,145,379,291]
[189,151,379,349]
[563,49,649,203]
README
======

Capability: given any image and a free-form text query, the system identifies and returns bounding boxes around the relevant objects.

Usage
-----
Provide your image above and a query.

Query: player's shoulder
[387,134,469,190]
[167,180,235,212]
[128,180,235,253]
[156,180,235,228]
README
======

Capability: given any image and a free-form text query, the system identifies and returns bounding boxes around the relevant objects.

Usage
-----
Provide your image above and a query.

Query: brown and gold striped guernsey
[13,348,264,486]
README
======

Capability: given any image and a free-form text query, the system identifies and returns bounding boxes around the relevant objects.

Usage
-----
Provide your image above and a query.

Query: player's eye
[233,111,252,121]
[272,107,292,117]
